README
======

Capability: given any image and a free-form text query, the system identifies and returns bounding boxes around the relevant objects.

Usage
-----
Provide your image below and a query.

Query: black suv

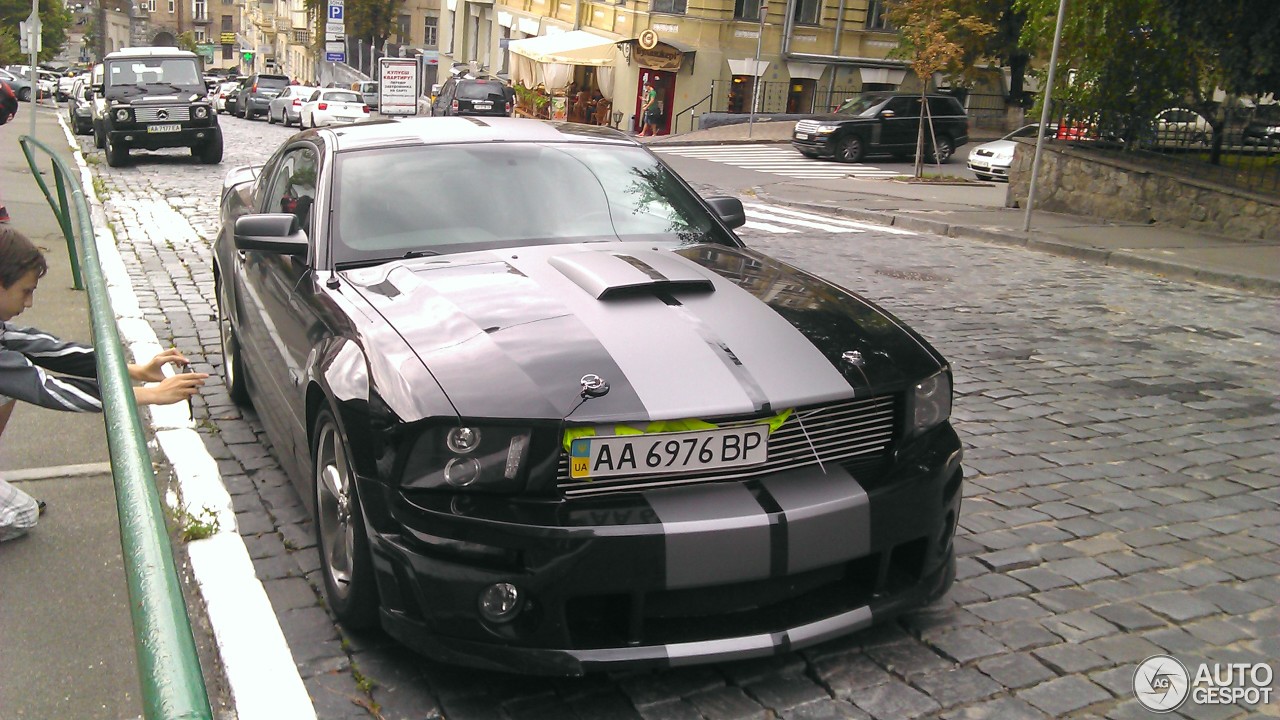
[792,93,969,163]
[236,73,291,120]
[429,75,513,117]
[93,47,222,167]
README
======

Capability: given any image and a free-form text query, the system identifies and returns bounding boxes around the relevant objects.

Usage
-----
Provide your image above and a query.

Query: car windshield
[105,58,203,91]
[833,95,885,117]
[331,143,733,264]
[457,82,505,101]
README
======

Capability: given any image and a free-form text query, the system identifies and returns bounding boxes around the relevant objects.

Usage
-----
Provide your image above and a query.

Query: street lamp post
[1022,0,1069,232]
[747,0,766,139]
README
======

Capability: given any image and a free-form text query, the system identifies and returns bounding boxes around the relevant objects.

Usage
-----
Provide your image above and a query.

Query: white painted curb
[58,117,317,720]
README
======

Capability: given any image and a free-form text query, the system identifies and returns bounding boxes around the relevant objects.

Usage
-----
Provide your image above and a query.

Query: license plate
[473,102,492,110]
[569,425,769,480]
[795,133,809,140]
[147,124,181,133]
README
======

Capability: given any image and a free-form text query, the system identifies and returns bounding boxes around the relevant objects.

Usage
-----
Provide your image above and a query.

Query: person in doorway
[0,226,208,542]
[637,81,659,137]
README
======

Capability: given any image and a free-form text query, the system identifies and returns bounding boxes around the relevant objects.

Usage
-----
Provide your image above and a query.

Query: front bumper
[107,125,219,150]
[967,156,1011,179]
[361,424,963,675]
[792,134,837,157]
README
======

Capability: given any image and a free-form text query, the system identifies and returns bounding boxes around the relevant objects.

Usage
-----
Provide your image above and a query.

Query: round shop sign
[1133,654,1190,713]
[638,29,659,50]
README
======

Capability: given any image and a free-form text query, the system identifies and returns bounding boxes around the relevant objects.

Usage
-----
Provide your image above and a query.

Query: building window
[221,13,231,30]
[792,0,818,24]
[293,29,308,43]
[865,0,894,31]
[398,14,410,43]
[167,0,174,13]
[146,0,155,11]
[651,0,686,14]
[194,0,206,20]
[222,45,233,60]
[194,28,205,41]
[424,15,438,47]
[734,0,761,21]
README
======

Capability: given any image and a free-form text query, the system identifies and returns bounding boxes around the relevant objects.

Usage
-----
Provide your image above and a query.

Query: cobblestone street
[78,116,1279,720]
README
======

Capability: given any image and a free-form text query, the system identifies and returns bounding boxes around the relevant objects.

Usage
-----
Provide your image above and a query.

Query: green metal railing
[19,136,213,720]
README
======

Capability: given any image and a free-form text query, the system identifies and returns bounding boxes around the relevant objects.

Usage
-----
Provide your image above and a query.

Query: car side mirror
[880,109,896,118]
[85,89,95,100]
[234,214,309,256]
[706,196,746,229]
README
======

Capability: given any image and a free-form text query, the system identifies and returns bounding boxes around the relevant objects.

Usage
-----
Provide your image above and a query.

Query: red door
[633,69,677,135]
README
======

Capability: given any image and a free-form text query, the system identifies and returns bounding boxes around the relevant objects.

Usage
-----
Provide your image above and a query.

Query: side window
[928,97,961,117]
[885,97,918,117]
[308,90,320,102]
[263,147,319,236]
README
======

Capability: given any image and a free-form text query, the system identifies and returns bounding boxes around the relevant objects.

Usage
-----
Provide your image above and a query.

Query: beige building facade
[435,0,926,132]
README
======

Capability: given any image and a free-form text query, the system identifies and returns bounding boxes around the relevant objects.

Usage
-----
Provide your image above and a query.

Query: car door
[237,144,324,468]
[433,78,456,116]
[881,96,922,153]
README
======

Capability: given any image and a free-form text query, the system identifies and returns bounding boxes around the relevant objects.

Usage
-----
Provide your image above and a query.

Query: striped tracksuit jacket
[0,322,103,413]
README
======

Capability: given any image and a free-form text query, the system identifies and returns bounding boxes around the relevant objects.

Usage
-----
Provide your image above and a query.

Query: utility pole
[26,0,39,138]
[1023,0,1068,232]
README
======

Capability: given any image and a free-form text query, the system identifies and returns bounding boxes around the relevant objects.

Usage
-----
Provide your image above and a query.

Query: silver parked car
[966,124,1048,182]
[65,76,94,134]
[267,85,317,127]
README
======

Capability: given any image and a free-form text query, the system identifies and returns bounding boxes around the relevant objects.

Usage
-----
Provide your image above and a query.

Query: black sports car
[213,117,963,675]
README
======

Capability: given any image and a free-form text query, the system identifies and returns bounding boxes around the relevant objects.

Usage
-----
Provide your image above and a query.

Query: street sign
[327,4,344,20]
[325,22,344,34]
[325,33,345,42]
[378,57,419,116]
[325,41,345,54]
[326,52,346,62]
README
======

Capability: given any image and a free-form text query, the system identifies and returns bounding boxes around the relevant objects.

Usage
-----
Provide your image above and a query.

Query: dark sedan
[213,117,962,675]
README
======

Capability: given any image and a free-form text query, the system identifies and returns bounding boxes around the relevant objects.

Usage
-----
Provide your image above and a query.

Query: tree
[0,0,72,65]
[1165,0,1280,99]
[886,0,995,177]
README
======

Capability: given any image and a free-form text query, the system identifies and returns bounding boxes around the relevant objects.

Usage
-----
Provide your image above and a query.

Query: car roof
[321,116,637,153]
[104,46,196,59]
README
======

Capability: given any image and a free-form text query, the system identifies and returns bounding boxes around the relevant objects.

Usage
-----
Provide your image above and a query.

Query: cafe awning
[507,30,618,66]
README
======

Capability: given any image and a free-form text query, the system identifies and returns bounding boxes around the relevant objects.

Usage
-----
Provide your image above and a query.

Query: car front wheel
[104,134,128,167]
[837,135,865,163]
[217,279,251,406]
[313,409,379,627]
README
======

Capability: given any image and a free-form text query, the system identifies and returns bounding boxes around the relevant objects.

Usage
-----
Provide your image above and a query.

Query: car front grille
[794,120,822,133]
[557,395,896,498]
[135,106,191,122]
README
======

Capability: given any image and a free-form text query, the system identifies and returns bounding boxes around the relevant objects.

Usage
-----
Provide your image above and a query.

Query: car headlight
[114,107,131,122]
[401,425,532,492]
[815,125,837,134]
[194,105,209,119]
[907,370,952,438]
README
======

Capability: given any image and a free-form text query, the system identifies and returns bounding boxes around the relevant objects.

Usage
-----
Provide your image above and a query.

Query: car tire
[104,134,128,167]
[929,136,954,164]
[197,130,223,164]
[17,87,30,102]
[837,135,865,163]
[217,279,251,406]
[93,121,105,149]
[267,109,276,124]
[312,408,379,628]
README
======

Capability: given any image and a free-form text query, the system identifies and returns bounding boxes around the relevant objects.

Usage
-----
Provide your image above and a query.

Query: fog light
[443,457,481,487]
[447,426,481,454]
[478,582,521,623]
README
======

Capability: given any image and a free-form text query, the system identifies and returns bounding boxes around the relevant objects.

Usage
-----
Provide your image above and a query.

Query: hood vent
[549,250,715,300]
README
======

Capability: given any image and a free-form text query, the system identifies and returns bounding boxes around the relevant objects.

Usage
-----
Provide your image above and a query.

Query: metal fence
[20,136,214,720]
[1049,101,1280,196]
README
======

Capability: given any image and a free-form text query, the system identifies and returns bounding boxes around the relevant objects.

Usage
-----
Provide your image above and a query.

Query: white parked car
[267,85,317,127]
[215,81,240,113]
[966,124,1046,182]
[299,88,369,128]
[1152,107,1211,147]
[352,80,379,110]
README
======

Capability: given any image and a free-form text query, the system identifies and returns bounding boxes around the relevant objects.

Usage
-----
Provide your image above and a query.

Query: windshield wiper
[400,250,439,259]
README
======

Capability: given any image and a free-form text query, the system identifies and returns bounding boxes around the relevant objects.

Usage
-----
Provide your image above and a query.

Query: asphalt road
[75,113,1279,720]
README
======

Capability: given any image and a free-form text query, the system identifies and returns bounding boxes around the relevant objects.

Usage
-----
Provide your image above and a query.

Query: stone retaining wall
[1005,140,1280,242]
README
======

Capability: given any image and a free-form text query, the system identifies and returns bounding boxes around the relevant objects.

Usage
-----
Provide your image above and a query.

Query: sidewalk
[643,121,1280,296]
[0,99,143,719]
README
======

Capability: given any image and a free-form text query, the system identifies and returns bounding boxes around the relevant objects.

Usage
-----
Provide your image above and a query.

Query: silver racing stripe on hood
[504,244,855,419]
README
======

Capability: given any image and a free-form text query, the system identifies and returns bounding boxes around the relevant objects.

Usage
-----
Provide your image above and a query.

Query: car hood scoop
[343,243,942,423]
[547,249,715,299]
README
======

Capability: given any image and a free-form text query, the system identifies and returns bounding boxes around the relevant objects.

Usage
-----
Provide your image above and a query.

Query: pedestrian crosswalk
[740,202,917,236]
[654,145,902,179]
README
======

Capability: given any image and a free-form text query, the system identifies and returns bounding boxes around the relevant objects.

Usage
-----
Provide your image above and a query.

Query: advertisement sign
[378,57,419,116]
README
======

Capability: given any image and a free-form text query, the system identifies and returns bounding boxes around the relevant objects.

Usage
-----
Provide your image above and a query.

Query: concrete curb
[58,115,318,720]
[757,196,1280,297]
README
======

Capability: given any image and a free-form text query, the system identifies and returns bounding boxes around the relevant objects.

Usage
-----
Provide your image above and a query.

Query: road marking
[655,145,896,178]
[0,461,114,482]
[739,203,916,236]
